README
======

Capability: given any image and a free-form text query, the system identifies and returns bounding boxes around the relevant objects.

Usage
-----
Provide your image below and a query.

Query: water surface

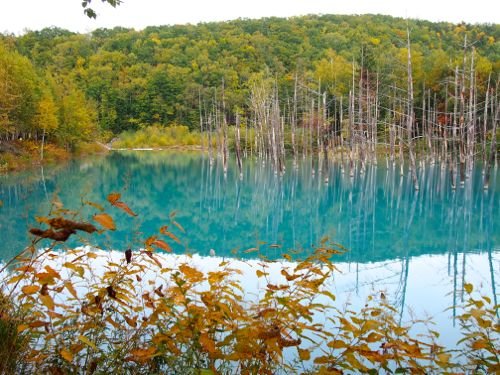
[0,151,498,348]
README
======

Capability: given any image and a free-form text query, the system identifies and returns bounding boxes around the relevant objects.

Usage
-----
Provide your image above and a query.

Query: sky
[1,0,498,35]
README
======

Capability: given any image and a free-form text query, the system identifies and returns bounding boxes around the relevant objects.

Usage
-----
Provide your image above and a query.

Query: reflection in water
[0,152,498,258]
[0,152,498,324]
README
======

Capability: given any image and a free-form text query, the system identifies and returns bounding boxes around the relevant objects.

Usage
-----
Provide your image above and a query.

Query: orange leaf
[199,333,216,354]
[60,349,73,362]
[298,348,311,361]
[107,193,121,204]
[179,264,204,282]
[151,239,172,252]
[64,281,78,299]
[113,201,137,217]
[124,315,138,328]
[108,193,137,216]
[40,295,55,310]
[22,285,40,295]
[327,340,347,349]
[128,347,156,363]
[163,231,181,244]
[93,213,116,231]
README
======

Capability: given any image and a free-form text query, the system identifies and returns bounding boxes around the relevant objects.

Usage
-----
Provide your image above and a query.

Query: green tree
[35,90,59,159]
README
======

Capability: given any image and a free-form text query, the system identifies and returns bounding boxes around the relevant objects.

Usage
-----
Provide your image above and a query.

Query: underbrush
[0,140,108,172]
[0,194,498,374]
[113,125,202,149]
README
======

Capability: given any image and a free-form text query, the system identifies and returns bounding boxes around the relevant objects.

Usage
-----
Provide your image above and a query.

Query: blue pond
[0,151,498,348]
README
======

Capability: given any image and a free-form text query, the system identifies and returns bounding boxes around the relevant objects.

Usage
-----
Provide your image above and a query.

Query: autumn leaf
[29,228,75,241]
[179,264,204,282]
[22,285,40,295]
[199,333,217,354]
[327,340,347,349]
[107,193,121,204]
[106,285,117,299]
[145,236,172,252]
[60,349,73,362]
[40,283,49,296]
[113,201,137,216]
[40,294,55,310]
[124,315,138,328]
[127,347,156,363]
[125,249,132,264]
[47,217,97,233]
[107,193,137,216]
[64,281,78,299]
[159,227,181,244]
[78,335,98,350]
[93,213,116,230]
[298,348,311,360]
[464,283,473,294]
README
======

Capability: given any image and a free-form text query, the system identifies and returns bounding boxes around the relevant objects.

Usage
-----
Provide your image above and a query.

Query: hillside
[0,14,498,142]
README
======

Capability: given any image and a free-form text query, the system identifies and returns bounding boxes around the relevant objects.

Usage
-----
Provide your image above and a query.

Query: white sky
[1,0,498,35]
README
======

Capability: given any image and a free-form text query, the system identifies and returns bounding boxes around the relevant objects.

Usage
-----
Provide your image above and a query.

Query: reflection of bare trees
[0,151,498,269]
[196,154,498,264]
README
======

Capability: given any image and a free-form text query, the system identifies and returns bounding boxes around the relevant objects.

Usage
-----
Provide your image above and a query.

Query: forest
[0,14,498,146]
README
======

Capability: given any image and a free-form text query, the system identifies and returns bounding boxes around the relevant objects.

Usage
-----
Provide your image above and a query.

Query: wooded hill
[0,14,498,146]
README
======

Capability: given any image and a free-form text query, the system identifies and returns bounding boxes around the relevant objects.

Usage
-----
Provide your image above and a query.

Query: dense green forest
[0,14,498,147]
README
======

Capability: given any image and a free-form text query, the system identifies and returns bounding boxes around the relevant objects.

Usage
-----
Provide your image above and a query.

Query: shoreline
[0,140,109,174]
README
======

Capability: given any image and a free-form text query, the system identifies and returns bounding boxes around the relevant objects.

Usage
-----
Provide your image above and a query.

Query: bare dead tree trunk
[484,82,498,189]
[235,112,243,178]
[406,26,419,190]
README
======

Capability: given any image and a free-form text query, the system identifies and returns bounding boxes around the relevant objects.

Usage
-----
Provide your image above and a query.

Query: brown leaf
[279,337,301,348]
[125,249,132,264]
[199,333,217,354]
[179,264,204,282]
[94,295,103,312]
[124,315,138,328]
[40,283,49,296]
[93,214,116,231]
[49,367,64,375]
[29,228,75,242]
[47,217,97,233]
[142,251,163,268]
[154,285,164,297]
[40,295,55,310]
[127,347,156,363]
[106,286,117,299]
[298,348,310,361]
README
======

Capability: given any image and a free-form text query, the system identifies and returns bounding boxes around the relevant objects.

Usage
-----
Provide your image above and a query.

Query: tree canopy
[0,14,498,144]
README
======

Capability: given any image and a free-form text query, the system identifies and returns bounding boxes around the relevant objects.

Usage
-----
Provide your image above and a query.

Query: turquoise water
[0,151,498,349]
[1,151,498,262]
